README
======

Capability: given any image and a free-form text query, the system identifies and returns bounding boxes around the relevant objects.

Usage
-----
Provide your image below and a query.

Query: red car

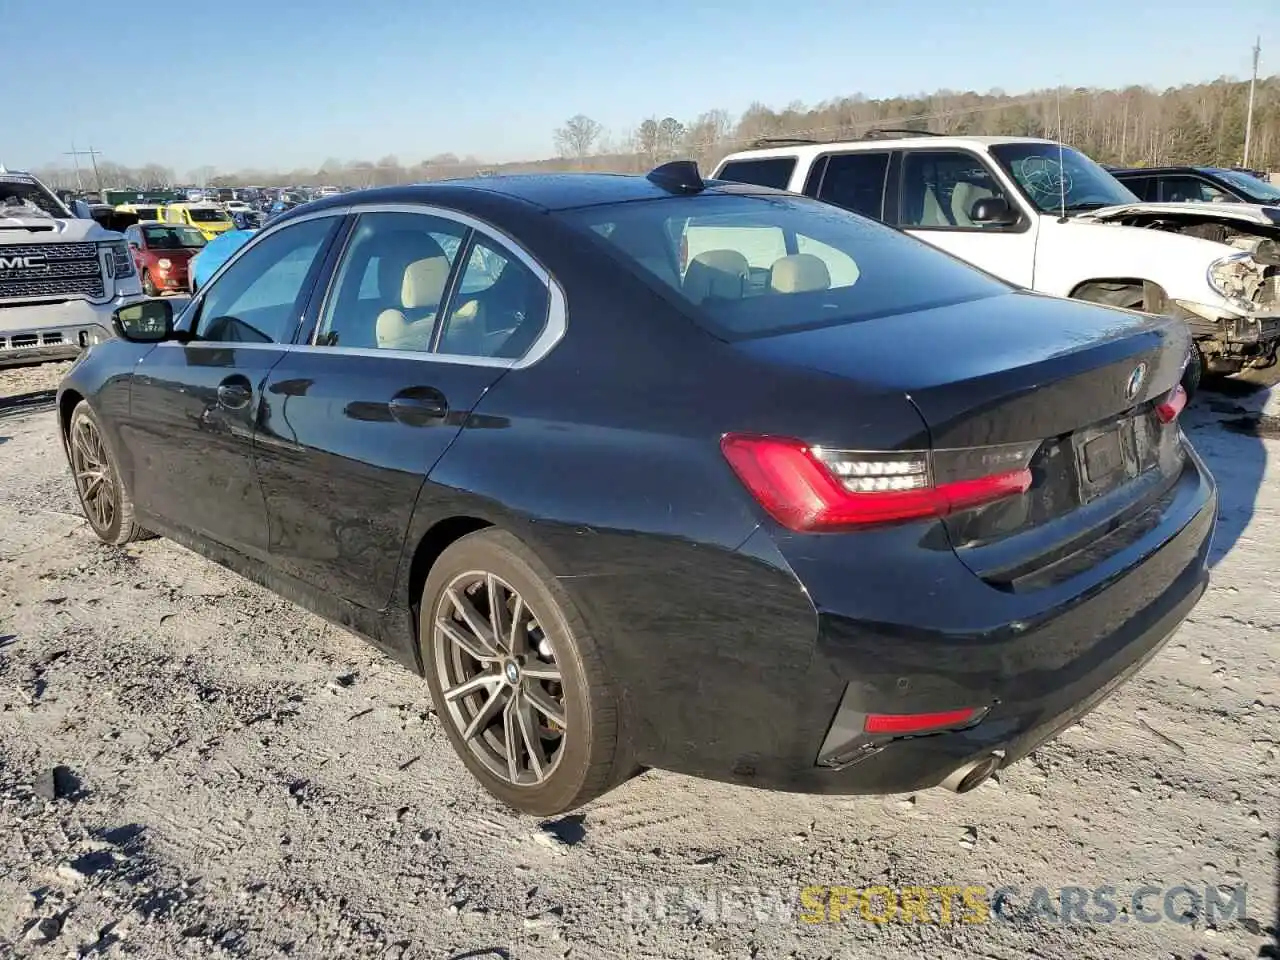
[123,222,207,295]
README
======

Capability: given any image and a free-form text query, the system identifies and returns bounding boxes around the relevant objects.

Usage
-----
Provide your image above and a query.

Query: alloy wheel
[70,416,117,533]
[432,571,566,786]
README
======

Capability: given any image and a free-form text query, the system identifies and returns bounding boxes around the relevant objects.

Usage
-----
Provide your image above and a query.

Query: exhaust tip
[939,753,1002,794]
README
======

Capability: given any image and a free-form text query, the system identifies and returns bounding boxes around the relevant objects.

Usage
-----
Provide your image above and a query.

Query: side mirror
[112,298,174,343]
[970,196,1018,225]
[70,199,93,220]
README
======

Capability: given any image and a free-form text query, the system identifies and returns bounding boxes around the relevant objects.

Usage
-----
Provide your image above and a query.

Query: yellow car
[164,202,234,241]
[115,202,165,223]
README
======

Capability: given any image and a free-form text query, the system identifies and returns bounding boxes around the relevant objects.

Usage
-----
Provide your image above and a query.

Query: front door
[894,148,1039,289]
[123,214,344,557]
[256,208,554,610]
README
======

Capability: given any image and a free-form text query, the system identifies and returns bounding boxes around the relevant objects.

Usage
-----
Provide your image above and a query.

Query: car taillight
[720,434,1037,531]
[863,707,982,735]
[1155,384,1187,424]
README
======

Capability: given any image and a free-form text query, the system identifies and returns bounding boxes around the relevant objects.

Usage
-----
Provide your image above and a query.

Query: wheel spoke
[507,595,526,655]
[502,695,522,782]
[437,609,502,663]
[443,671,500,702]
[486,573,506,647]
[462,684,507,741]
[520,660,561,682]
[447,587,505,656]
[522,682,566,729]
[513,695,547,781]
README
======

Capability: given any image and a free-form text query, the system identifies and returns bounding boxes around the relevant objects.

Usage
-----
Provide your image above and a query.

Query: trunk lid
[736,289,1192,589]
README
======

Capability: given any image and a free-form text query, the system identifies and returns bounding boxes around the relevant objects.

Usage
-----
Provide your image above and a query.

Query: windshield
[0,175,69,219]
[143,225,206,249]
[989,143,1139,213]
[561,193,1008,340]
[189,207,230,223]
[1213,168,1280,204]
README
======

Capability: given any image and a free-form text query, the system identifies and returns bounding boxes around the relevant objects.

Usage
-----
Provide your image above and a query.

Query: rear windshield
[561,193,1008,339]
[189,207,230,223]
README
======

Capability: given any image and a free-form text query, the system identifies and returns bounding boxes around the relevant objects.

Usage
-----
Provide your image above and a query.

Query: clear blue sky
[12,0,1276,176]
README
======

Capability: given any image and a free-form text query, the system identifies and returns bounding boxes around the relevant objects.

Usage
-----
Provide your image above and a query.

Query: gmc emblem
[0,254,48,271]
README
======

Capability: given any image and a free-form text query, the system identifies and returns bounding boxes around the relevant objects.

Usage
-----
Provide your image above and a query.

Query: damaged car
[712,134,1280,385]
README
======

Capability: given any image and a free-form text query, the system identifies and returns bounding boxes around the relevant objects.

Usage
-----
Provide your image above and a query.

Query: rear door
[256,207,557,610]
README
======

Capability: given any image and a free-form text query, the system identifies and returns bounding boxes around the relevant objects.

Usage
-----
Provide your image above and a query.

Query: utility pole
[1243,36,1261,168]
[64,145,104,194]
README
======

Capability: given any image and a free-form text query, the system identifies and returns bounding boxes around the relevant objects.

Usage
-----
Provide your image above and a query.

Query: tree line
[34,74,1278,192]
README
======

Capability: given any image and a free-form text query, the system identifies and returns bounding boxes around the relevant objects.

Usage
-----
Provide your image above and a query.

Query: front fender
[1033,219,1243,308]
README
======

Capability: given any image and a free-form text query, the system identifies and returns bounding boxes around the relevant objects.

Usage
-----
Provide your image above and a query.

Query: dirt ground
[0,359,1276,960]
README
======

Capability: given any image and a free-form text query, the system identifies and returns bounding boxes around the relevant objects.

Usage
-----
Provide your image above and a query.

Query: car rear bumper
[618,442,1215,795]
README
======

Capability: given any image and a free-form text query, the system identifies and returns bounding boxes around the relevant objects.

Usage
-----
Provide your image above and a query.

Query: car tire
[1075,282,1203,400]
[67,401,154,546]
[142,270,157,296]
[419,528,633,816]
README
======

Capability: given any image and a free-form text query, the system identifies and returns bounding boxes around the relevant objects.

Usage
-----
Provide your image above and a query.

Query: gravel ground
[0,365,1276,960]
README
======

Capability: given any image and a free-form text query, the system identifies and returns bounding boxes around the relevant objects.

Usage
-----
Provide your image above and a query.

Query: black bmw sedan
[56,163,1215,816]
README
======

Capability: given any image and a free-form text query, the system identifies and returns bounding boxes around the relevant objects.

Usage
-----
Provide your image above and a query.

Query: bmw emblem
[505,662,520,684]
[1125,362,1147,401]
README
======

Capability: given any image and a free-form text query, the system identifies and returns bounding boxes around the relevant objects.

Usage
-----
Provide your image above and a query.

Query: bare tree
[553,114,603,164]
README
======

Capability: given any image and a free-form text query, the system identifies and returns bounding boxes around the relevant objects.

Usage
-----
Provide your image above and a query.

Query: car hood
[144,247,200,261]
[1078,200,1280,227]
[0,215,120,242]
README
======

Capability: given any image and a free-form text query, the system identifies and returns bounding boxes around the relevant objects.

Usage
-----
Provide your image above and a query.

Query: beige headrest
[683,249,749,303]
[402,256,451,310]
[770,254,831,294]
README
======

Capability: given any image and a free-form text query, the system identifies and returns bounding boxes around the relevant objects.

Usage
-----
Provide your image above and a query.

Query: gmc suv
[0,168,144,364]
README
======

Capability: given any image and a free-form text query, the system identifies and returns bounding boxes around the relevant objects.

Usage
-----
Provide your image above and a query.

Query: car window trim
[893,146,1032,234]
[297,201,567,370]
[427,227,478,353]
[169,208,350,346]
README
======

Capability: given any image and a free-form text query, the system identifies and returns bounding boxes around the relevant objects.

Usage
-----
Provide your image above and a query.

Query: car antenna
[1056,86,1068,223]
[647,160,705,193]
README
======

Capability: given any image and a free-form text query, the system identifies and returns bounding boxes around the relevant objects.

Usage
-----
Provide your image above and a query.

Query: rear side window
[1120,175,1156,201]
[813,152,890,219]
[563,193,1007,340]
[715,158,797,191]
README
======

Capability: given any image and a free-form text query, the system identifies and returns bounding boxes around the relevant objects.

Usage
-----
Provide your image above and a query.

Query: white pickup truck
[0,167,144,365]
[712,134,1280,384]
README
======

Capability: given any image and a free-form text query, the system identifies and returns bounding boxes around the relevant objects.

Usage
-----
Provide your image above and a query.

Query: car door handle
[217,380,252,410]
[388,388,448,426]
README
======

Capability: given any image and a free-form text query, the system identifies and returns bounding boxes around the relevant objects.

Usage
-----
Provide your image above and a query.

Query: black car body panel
[56,175,1216,800]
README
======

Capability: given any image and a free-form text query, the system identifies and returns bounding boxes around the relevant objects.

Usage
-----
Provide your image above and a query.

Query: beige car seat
[373,235,453,350]
[770,253,831,294]
[683,250,749,304]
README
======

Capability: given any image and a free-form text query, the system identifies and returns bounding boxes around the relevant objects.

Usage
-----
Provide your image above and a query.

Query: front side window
[437,238,550,359]
[564,192,1007,340]
[814,152,890,219]
[898,151,1012,228]
[194,217,337,344]
[1159,176,1234,203]
[989,142,1138,214]
[317,211,467,352]
[715,158,797,191]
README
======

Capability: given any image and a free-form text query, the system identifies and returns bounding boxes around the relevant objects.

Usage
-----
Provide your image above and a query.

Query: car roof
[273,173,792,220]
[718,135,1061,164]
